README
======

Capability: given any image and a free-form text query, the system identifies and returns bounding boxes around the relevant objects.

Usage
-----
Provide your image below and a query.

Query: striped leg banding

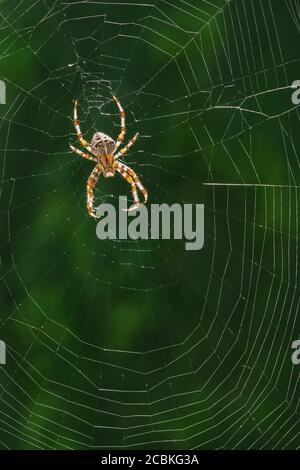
[73,99,92,152]
[112,95,126,151]
[86,166,102,219]
[116,162,147,209]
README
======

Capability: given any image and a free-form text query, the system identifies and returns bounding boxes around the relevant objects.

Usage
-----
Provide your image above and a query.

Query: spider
[70,95,148,219]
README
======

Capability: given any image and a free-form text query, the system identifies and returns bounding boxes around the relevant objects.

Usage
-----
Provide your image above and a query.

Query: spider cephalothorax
[90,132,116,177]
[70,96,148,218]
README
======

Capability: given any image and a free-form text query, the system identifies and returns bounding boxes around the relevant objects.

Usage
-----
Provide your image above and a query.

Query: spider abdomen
[91,132,115,157]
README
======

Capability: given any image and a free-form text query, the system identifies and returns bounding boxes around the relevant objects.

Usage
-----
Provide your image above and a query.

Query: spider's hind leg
[86,165,102,219]
[116,164,141,211]
[115,161,147,210]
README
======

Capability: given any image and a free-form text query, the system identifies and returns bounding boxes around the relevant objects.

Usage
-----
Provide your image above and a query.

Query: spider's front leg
[73,99,93,152]
[86,165,102,219]
[112,95,126,152]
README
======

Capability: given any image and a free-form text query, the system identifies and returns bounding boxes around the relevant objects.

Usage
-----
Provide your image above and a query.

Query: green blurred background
[0,0,299,449]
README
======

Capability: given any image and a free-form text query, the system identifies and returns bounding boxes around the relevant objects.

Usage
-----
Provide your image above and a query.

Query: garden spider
[70,95,148,219]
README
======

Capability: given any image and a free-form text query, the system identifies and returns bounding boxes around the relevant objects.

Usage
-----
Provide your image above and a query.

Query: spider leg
[73,99,92,152]
[115,161,148,207]
[86,165,102,219]
[112,95,126,152]
[70,145,97,162]
[113,132,139,160]
[115,163,141,211]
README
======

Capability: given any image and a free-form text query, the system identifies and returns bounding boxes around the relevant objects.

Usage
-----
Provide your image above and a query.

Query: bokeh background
[0,0,299,450]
